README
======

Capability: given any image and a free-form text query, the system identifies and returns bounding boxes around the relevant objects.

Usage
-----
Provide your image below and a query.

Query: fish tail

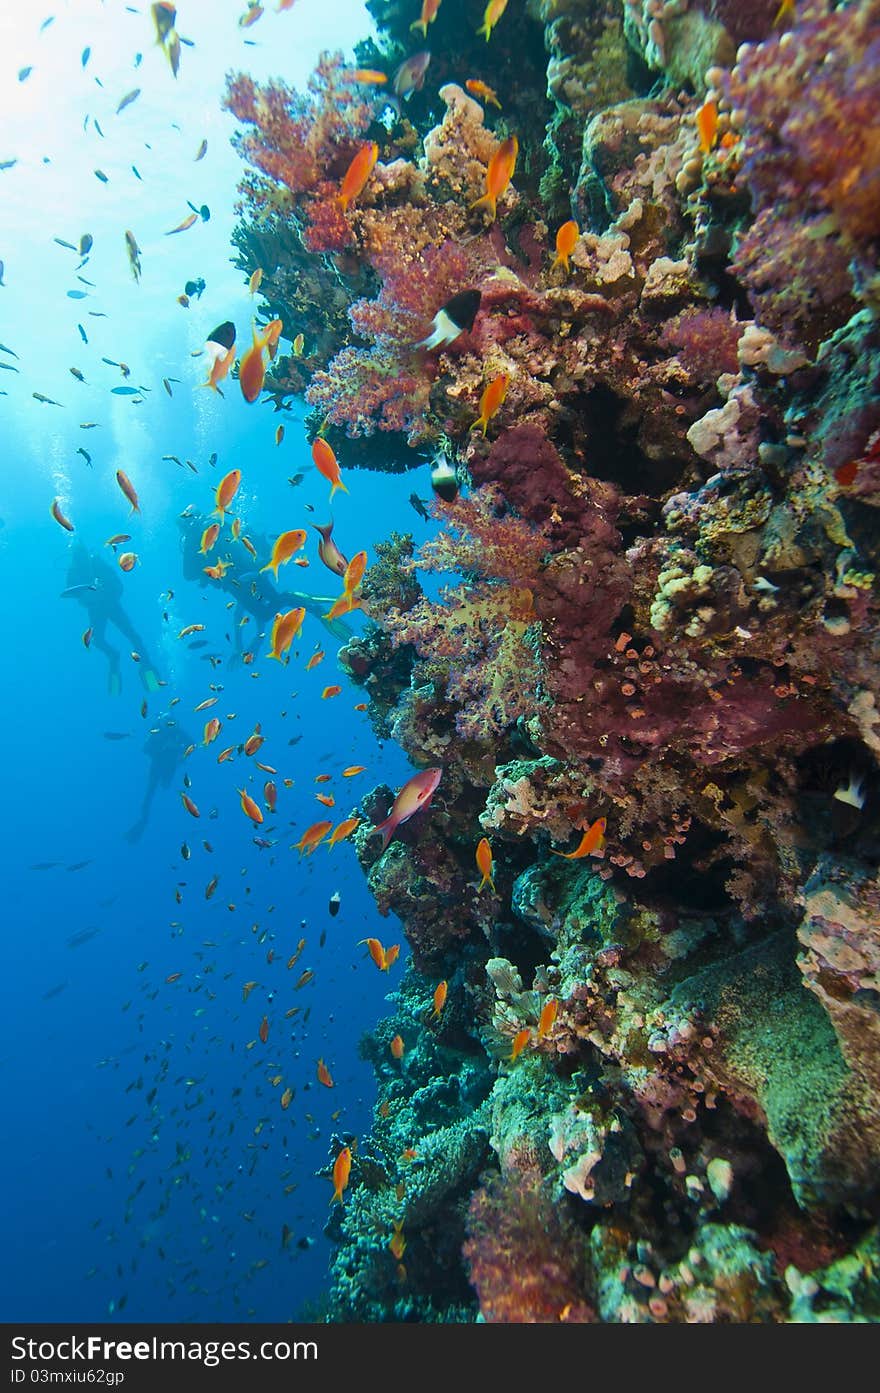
[373,814,397,852]
[410,19,427,35]
[259,562,277,577]
[477,22,490,39]
[470,192,497,219]
[416,326,442,350]
[330,480,349,500]
[337,193,349,213]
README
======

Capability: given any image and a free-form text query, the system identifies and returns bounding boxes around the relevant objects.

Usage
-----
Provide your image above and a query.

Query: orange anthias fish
[260,529,307,578]
[343,765,365,777]
[465,78,501,108]
[373,767,442,850]
[204,559,232,579]
[199,522,220,554]
[264,780,277,812]
[116,469,140,514]
[471,373,509,435]
[390,1034,404,1059]
[322,685,342,700]
[312,438,348,502]
[338,141,379,213]
[316,1058,334,1088]
[508,1027,531,1063]
[476,836,495,892]
[327,816,360,848]
[410,0,441,37]
[471,134,517,220]
[330,1145,351,1204]
[203,339,235,395]
[259,1015,269,1044]
[342,550,368,596]
[306,650,325,671]
[552,817,606,859]
[214,468,241,520]
[358,938,399,972]
[696,98,718,155]
[477,0,508,40]
[389,1221,406,1260]
[432,980,448,1019]
[239,323,273,404]
[345,68,388,86]
[238,787,264,824]
[268,606,305,661]
[203,717,221,745]
[294,819,333,855]
[552,219,579,275]
[51,498,74,532]
[536,996,559,1041]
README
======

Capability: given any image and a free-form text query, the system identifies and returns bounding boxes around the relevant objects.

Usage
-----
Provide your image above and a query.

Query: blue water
[0,0,424,1322]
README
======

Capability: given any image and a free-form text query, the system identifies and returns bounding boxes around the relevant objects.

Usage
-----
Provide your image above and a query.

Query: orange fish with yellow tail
[214,468,241,521]
[238,787,264,825]
[551,219,579,275]
[465,78,501,108]
[508,1027,531,1063]
[696,98,718,155]
[552,817,606,859]
[238,323,274,404]
[475,837,495,892]
[471,373,509,435]
[201,320,236,392]
[116,469,140,514]
[536,996,559,1040]
[411,0,441,37]
[268,606,305,661]
[327,816,360,848]
[51,498,74,532]
[338,142,378,213]
[471,135,517,221]
[293,819,333,856]
[260,529,307,579]
[432,980,448,1019]
[312,437,348,502]
[330,1145,351,1204]
[477,0,508,40]
[199,523,220,554]
[316,1058,334,1088]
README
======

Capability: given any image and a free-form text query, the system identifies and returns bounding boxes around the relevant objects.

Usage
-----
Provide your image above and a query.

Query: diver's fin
[143,668,161,693]
[108,670,122,697]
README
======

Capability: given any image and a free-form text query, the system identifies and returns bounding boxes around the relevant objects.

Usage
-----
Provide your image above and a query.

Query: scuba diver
[176,508,354,663]
[125,711,191,844]
[61,541,161,696]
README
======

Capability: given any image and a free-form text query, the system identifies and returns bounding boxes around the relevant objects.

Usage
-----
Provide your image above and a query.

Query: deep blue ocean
[0,0,424,1322]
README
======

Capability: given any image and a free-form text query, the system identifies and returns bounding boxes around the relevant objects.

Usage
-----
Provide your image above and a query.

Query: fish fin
[410,19,427,35]
[470,192,497,218]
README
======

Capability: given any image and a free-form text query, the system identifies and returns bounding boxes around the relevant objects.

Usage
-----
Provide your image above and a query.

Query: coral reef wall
[227,0,880,1321]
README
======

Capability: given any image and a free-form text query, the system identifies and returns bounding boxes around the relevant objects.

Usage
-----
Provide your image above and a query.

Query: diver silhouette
[176,508,354,663]
[125,712,190,844]
[62,541,161,696]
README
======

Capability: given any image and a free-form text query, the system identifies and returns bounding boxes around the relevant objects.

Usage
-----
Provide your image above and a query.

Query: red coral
[464,1170,594,1323]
